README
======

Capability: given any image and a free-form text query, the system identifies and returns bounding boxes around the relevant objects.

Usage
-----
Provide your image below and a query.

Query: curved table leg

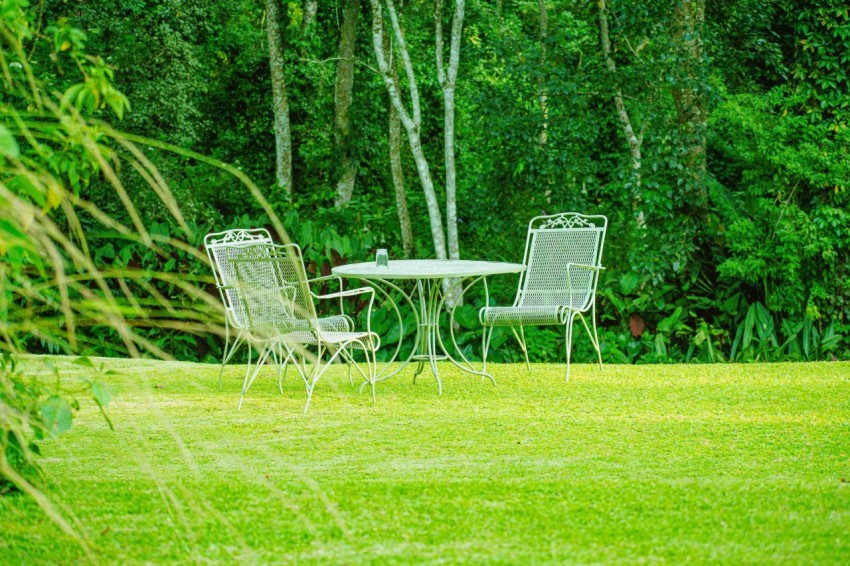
[411,279,445,394]
[343,277,423,394]
[434,275,498,386]
[344,272,498,395]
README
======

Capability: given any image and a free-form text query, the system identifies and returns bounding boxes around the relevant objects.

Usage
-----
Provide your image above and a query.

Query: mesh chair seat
[245,314,351,338]
[274,330,380,349]
[480,305,566,327]
[319,314,352,331]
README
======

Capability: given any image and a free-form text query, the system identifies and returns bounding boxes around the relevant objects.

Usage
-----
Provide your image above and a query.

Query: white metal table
[332,259,526,393]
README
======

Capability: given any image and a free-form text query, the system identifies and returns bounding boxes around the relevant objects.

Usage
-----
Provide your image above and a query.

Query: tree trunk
[334,0,360,207]
[389,103,414,258]
[671,0,707,193]
[435,0,465,263]
[597,0,644,228]
[436,0,466,305]
[370,0,448,260]
[266,0,293,201]
[382,15,414,258]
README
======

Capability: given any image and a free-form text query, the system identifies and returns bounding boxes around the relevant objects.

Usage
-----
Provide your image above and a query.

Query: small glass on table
[375,248,389,268]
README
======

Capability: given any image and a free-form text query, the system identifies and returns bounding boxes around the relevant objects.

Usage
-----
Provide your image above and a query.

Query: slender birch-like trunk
[334,0,360,207]
[389,103,414,258]
[435,0,464,263]
[370,0,447,260]
[266,0,293,201]
[597,0,644,227]
[435,0,466,305]
[382,24,414,258]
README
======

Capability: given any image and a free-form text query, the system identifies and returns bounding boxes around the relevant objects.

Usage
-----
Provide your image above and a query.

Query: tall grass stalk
[0,5,292,551]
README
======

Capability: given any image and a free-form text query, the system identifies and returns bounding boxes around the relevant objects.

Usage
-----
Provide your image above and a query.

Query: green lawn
[2,357,848,563]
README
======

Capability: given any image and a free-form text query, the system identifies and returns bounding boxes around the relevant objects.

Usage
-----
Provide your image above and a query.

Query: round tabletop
[332,259,525,280]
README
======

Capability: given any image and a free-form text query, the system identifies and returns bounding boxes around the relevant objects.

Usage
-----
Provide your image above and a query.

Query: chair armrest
[566,263,605,271]
[313,287,374,300]
[565,263,604,303]
[313,287,377,337]
[305,275,347,314]
[306,274,343,285]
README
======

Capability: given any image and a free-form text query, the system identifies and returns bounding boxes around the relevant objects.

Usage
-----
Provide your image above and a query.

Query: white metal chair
[204,229,352,388]
[479,212,607,381]
[229,244,380,411]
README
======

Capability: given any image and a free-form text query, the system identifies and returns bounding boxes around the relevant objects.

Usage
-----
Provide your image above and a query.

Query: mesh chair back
[517,213,607,312]
[229,244,318,335]
[263,244,317,325]
[204,229,273,328]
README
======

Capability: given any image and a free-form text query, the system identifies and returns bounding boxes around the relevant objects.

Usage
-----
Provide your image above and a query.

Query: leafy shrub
[0,354,44,495]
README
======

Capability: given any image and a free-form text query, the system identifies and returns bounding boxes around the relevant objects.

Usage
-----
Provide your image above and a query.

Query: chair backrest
[204,228,273,329]
[515,212,607,312]
[229,243,318,336]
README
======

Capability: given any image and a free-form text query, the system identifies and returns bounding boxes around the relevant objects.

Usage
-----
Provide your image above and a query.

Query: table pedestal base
[333,259,526,395]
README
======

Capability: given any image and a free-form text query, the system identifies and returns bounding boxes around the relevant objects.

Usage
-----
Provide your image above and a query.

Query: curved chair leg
[290,349,310,391]
[367,343,377,403]
[592,303,603,372]
[218,363,226,389]
[303,344,326,413]
[304,358,322,413]
[217,322,231,389]
[304,381,316,413]
[352,340,378,402]
[340,347,372,392]
[481,325,494,373]
[269,345,282,394]
[578,312,603,373]
[275,345,295,394]
[239,345,271,410]
[303,345,357,412]
[277,344,292,393]
[240,342,253,393]
[564,311,577,382]
[325,345,353,385]
[352,342,380,402]
[304,342,368,412]
[219,326,245,389]
[511,325,530,371]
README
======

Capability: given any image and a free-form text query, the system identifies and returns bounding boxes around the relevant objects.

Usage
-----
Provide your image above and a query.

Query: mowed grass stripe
[1,357,847,563]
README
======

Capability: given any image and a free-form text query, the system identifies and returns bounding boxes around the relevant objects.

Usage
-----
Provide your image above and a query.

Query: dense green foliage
[9,0,850,366]
[0,354,44,495]
[2,356,848,561]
